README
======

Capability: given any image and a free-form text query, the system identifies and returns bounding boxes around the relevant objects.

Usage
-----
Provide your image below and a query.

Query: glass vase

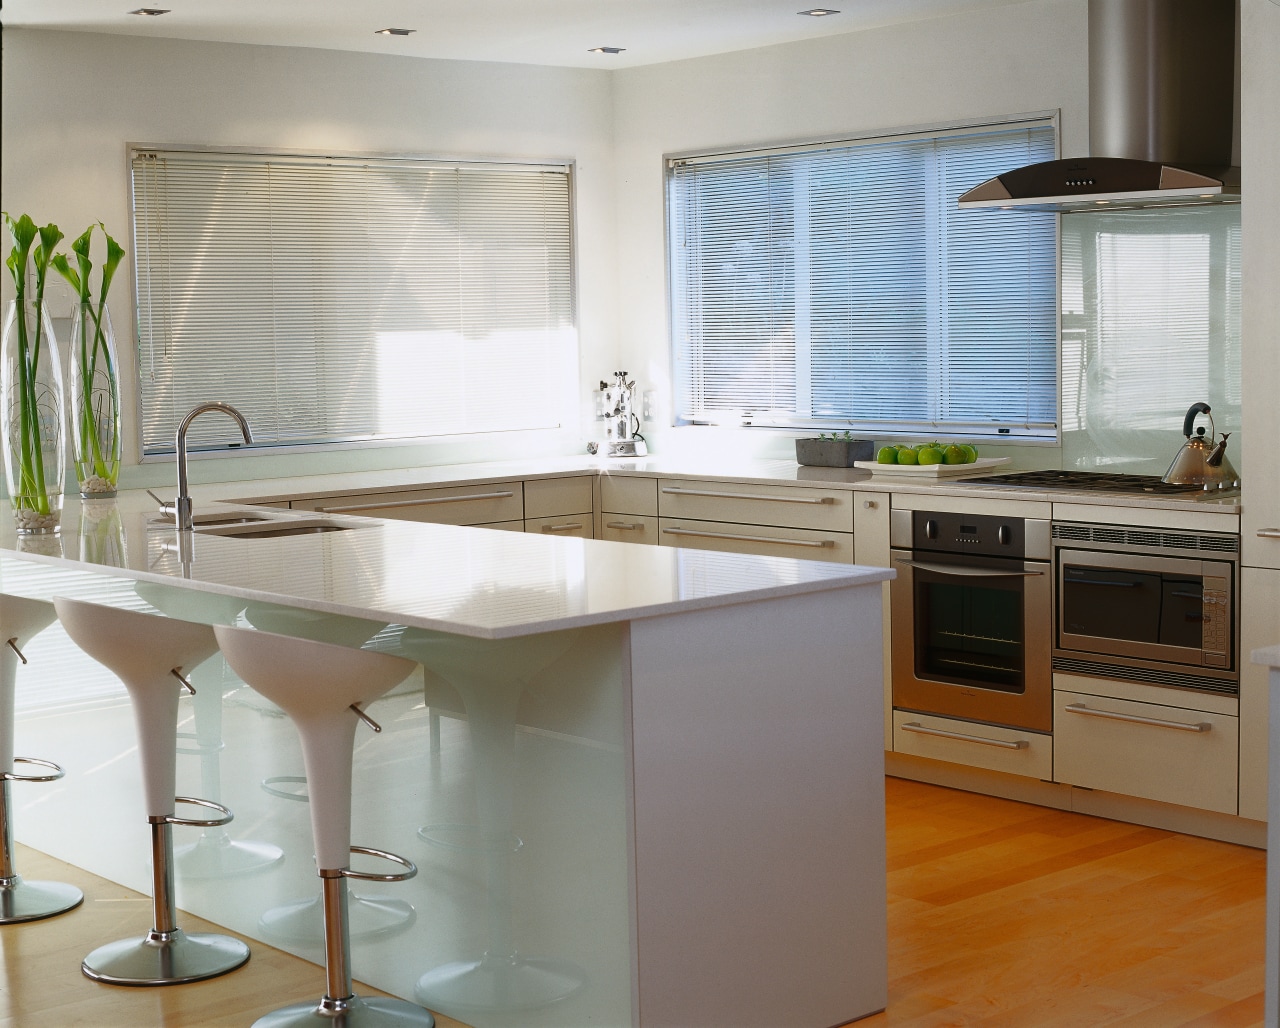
[1,299,65,533]
[68,301,121,498]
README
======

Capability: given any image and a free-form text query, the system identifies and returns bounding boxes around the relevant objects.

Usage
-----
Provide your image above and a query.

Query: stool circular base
[414,953,585,1015]
[174,835,285,879]
[252,994,436,1028]
[82,928,250,986]
[0,877,84,924]
[259,892,415,944]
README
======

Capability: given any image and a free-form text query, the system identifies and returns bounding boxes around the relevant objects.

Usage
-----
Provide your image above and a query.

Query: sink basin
[196,519,358,539]
[152,511,274,528]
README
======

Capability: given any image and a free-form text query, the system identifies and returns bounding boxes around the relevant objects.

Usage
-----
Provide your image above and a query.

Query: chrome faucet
[161,402,254,532]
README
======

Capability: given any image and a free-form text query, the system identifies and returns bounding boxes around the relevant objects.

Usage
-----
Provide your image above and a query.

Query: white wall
[610,0,1089,462]
[0,28,617,487]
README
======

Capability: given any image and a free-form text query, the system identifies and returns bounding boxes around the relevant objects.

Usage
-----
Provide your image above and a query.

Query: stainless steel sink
[196,519,358,539]
[152,511,274,528]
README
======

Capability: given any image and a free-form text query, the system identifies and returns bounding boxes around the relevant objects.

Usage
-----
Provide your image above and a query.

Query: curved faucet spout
[171,402,254,532]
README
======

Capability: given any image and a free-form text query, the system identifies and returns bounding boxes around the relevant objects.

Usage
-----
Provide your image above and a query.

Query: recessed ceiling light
[375,28,416,36]
[798,8,840,15]
[129,7,170,15]
[588,46,626,54]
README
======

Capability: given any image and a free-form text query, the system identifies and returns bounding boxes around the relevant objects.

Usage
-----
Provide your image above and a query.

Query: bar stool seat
[215,623,435,1028]
[0,594,84,924]
[53,597,251,986]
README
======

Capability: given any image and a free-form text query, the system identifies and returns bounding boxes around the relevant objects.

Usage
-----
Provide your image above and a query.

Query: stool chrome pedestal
[215,624,435,1028]
[54,597,250,986]
[0,595,84,924]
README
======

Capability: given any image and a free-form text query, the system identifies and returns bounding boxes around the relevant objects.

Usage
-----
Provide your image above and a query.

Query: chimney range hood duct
[959,0,1239,214]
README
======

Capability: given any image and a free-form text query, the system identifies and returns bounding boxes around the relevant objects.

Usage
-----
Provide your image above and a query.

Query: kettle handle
[1182,402,1212,438]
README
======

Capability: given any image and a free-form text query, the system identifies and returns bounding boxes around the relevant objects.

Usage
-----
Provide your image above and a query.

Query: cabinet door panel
[292,483,523,525]
[658,479,853,532]
[601,476,658,516]
[658,518,853,563]
[1240,567,1280,821]
[525,514,593,538]
[892,710,1051,779]
[601,515,658,545]
[525,477,593,519]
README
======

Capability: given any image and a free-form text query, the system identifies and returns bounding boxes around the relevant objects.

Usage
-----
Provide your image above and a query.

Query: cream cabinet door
[1054,688,1239,815]
[893,710,1052,780]
[291,482,523,525]
[525,514,593,539]
[855,492,893,748]
[525,477,593,519]
[1240,566,1280,821]
[600,515,658,545]
[657,479,854,532]
[657,518,854,563]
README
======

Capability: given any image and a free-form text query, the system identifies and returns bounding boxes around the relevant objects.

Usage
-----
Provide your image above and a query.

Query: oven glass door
[1056,549,1231,669]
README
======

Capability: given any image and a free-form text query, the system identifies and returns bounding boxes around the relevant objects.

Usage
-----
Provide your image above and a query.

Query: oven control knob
[925,519,938,540]
[998,525,1011,545]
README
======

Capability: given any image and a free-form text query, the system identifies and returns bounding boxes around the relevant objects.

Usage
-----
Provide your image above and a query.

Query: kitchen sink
[152,511,275,528]
[196,519,359,539]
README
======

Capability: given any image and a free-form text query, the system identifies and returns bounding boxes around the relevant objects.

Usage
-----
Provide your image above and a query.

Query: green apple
[896,447,919,465]
[959,443,978,463]
[876,446,898,464]
[917,446,943,466]
[943,445,967,465]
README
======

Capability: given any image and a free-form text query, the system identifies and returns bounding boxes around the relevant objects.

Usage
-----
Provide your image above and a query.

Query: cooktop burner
[962,469,1221,494]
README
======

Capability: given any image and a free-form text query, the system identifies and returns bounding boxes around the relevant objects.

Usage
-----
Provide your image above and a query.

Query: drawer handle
[663,527,835,548]
[1063,702,1211,733]
[1258,529,1280,539]
[540,523,582,533]
[318,490,515,514]
[605,521,646,531]
[661,486,835,505]
[899,722,1029,750]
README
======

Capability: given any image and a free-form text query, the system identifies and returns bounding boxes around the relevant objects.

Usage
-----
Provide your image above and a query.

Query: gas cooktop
[961,469,1232,495]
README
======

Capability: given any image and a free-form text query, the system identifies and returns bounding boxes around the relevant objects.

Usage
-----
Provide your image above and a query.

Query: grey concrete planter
[794,437,875,467]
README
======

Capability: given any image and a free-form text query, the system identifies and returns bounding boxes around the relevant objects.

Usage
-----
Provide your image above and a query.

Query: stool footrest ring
[2,756,66,783]
[261,775,309,802]
[167,796,234,828]
[341,846,417,882]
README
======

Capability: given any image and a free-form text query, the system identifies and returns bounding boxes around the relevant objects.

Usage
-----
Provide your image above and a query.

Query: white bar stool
[0,594,84,924]
[53,597,251,986]
[214,623,436,1028]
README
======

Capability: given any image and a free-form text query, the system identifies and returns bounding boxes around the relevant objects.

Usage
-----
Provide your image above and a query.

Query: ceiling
[0,0,1031,69]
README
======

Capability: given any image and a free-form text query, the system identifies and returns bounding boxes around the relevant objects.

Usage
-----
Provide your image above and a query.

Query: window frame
[127,141,581,461]
[662,113,1062,443]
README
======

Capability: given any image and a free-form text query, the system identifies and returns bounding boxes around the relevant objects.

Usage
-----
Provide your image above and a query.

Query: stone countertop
[0,491,891,640]
[219,454,1243,516]
[1255,646,1280,669]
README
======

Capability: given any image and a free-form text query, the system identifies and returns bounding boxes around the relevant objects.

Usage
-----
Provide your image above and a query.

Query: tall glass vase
[68,301,121,498]
[1,299,65,534]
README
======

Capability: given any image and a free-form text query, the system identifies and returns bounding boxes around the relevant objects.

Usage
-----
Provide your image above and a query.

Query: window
[131,147,575,456]
[667,120,1058,440]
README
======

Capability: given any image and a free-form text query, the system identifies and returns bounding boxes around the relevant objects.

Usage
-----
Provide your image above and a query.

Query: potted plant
[53,224,125,497]
[795,431,875,468]
[2,214,66,533]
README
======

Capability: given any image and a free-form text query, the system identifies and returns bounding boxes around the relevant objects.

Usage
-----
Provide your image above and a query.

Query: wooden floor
[0,779,1266,1027]
[0,844,472,1028]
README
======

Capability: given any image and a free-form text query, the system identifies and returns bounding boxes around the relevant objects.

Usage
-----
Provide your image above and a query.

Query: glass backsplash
[1060,205,1242,475]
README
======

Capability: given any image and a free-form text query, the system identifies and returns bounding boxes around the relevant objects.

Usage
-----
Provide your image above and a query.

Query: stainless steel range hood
[959,0,1239,214]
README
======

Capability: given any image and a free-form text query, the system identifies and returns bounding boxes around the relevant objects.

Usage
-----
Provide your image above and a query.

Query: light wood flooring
[0,779,1267,1027]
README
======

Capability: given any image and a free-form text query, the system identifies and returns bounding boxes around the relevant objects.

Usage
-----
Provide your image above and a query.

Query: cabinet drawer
[486,520,526,533]
[524,477,593,519]
[658,518,853,563]
[658,479,853,532]
[600,515,658,545]
[601,475,658,516]
[525,514,593,539]
[1054,688,1238,815]
[293,482,523,526]
[892,711,1052,779]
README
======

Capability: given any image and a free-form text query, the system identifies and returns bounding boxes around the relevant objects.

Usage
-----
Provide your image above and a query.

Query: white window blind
[668,121,1058,439]
[131,148,576,455]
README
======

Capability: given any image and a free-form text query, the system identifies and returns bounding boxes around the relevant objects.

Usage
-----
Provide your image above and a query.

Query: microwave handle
[894,558,1044,578]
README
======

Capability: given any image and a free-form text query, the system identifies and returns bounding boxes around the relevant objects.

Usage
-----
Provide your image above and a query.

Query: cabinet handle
[1063,702,1210,733]
[1258,529,1280,539]
[661,486,835,505]
[862,499,877,509]
[899,722,1029,750]
[540,523,582,533]
[662,527,835,548]
[605,521,646,531]
[318,490,515,514]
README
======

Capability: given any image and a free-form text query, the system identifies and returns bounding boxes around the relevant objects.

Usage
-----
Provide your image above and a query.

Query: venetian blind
[131,148,575,455]
[668,121,1058,439]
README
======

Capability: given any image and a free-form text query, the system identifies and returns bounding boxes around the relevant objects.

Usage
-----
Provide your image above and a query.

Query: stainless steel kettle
[1162,402,1239,489]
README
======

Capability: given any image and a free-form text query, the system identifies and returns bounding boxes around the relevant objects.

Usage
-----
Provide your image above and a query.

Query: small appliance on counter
[591,370,648,458]
[1162,402,1240,490]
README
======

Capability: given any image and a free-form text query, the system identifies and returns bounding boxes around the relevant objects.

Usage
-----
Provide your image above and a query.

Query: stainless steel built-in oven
[1052,521,1240,694]
[891,509,1054,733]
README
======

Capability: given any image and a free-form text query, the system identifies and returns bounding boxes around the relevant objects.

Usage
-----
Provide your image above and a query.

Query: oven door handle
[894,558,1044,578]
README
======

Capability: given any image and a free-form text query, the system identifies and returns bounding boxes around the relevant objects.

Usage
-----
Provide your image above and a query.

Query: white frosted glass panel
[1060,206,1242,473]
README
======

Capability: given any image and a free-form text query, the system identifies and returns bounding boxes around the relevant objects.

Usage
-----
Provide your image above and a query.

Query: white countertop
[0,490,891,639]
[1255,646,1280,669]
[223,454,1243,515]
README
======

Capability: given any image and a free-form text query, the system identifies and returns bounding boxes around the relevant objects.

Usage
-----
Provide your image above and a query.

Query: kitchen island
[2,490,891,1028]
